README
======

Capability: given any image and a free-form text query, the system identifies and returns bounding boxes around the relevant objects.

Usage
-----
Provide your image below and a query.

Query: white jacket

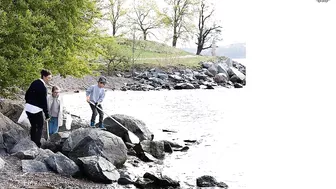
[47,95,63,127]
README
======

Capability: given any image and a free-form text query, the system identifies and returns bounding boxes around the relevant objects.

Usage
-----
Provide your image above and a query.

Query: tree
[163,0,198,47]
[0,0,102,93]
[195,0,222,55]
[105,0,127,36]
[96,37,132,76]
[130,0,162,40]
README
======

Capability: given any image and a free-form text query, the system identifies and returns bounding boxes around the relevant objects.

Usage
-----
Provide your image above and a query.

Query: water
[63,87,246,188]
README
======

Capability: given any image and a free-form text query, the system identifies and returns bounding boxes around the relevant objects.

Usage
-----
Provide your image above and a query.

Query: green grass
[116,38,216,69]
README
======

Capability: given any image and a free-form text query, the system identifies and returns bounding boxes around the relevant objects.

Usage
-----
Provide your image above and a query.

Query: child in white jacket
[47,86,63,135]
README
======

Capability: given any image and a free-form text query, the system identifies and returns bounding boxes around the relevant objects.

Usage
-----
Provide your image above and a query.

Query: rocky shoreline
[49,57,246,93]
[1,99,229,189]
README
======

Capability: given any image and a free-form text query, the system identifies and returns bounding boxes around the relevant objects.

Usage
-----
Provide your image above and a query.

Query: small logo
[316,0,330,2]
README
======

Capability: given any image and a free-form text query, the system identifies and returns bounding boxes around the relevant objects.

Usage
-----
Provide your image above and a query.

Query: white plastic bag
[17,109,31,127]
[65,114,72,130]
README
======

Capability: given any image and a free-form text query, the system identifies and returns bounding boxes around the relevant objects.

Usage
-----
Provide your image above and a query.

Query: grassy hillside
[116,38,216,69]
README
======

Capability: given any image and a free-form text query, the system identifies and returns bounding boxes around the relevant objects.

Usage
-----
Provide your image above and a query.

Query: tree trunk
[112,22,116,36]
[143,31,147,40]
[196,45,203,55]
[107,62,111,76]
[172,35,178,47]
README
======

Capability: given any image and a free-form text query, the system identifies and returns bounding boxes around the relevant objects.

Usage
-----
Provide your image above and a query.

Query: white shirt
[25,79,46,114]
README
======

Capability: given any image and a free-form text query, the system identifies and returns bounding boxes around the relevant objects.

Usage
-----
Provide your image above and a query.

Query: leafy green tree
[0,0,102,93]
[162,0,198,47]
[129,0,163,40]
[105,0,127,36]
[96,37,132,75]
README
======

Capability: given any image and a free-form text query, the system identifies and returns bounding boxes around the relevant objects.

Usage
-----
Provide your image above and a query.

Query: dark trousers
[89,104,104,125]
[26,111,44,147]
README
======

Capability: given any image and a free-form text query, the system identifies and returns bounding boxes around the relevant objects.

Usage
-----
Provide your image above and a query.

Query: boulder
[230,67,246,81]
[204,69,215,77]
[225,57,233,67]
[45,152,80,176]
[0,99,24,123]
[22,160,50,173]
[59,116,89,132]
[194,72,208,80]
[214,73,229,83]
[118,170,137,185]
[42,131,71,152]
[174,83,195,90]
[10,138,39,159]
[217,63,230,74]
[0,112,26,133]
[143,172,180,188]
[134,140,165,159]
[134,177,154,189]
[157,73,169,80]
[104,114,153,141]
[169,74,184,81]
[35,148,55,162]
[230,75,244,85]
[201,61,213,69]
[207,64,218,76]
[78,156,120,183]
[234,83,244,88]
[62,128,127,168]
[196,175,228,188]
[161,140,183,148]
[2,128,28,152]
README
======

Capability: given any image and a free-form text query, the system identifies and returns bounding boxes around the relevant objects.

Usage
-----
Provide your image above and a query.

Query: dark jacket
[25,79,49,118]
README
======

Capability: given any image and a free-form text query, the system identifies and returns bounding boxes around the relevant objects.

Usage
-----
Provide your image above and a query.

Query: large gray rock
[196,175,228,188]
[217,63,229,75]
[214,73,229,83]
[2,127,28,152]
[0,99,24,123]
[230,67,246,80]
[78,156,120,183]
[169,74,184,81]
[134,140,165,159]
[204,69,215,77]
[148,77,165,85]
[10,138,39,159]
[174,83,195,90]
[230,75,244,85]
[104,114,153,142]
[0,112,26,133]
[62,128,127,168]
[157,73,169,80]
[142,172,180,188]
[42,131,71,152]
[161,140,183,148]
[22,160,50,173]
[194,72,208,80]
[58,115,89,132]
[225,57,233,67]
[207,64,218,76]
[201,61,214,69]
[118,170,137,185]
[45,152,80,176]
[35,148,55,162]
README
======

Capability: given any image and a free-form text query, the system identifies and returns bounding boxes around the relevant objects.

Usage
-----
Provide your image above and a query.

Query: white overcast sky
[101,0,246,48]
[212,0,246,46]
